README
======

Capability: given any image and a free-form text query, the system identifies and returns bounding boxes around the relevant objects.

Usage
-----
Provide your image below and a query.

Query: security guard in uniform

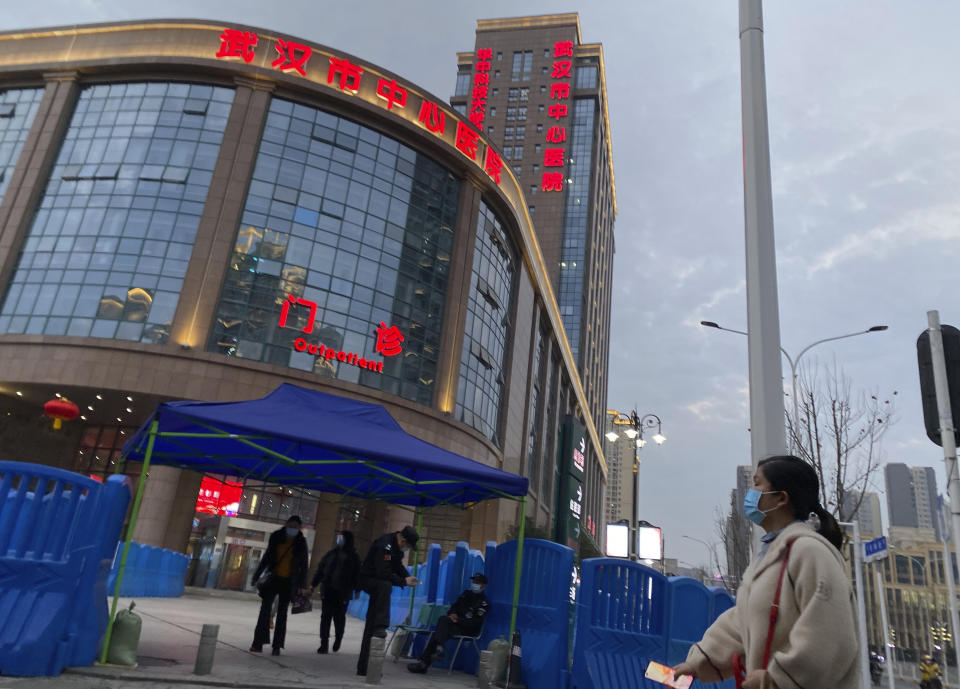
[356,525,420,676]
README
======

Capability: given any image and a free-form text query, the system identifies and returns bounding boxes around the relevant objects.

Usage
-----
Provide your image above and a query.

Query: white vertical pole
[874,561,896,689]
[928,310,960,679]
[940,497,960,683]
[739,0,787,556]
[849,521,872,688]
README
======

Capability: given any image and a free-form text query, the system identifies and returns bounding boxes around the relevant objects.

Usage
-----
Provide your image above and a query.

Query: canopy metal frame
[100,419,527,664]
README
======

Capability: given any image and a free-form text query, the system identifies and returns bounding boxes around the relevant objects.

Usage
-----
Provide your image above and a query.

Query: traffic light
[917,324,960,446]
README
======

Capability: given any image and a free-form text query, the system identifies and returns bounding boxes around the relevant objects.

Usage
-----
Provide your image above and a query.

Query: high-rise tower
[451,14,616,436]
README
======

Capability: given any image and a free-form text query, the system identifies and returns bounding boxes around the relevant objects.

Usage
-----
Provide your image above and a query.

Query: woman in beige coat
[675,455,859,689]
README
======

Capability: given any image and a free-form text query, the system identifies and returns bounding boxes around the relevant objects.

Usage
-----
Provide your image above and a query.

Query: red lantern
[44,397,80,430]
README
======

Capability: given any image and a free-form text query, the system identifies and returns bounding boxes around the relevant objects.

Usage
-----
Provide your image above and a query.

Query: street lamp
[699,321,888,432]
[607,410,665,562]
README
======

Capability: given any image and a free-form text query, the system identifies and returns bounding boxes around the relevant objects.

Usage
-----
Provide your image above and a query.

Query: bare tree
[715,491,750,593]
[787,360,897,522]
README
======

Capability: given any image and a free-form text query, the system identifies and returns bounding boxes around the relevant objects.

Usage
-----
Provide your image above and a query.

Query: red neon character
[469,111,485,128]
[553,40,575,58]
[543,148,565,167]
[278,294,318,334]
[376,322,404,357]
[327,56,364,93]
[542,172,564,192]
[548,103,568,120]
[475,60,491,73]
[418,101,446,134]
[376,78,408,110]
[455,121,480,160]
[545,125,567,143]
[215,29,258,63]
[551,60,572,79]
[470,100,486,115]
[550,82,570,100]
[477,48,493,60]
[483,147,503,184]
[472,85,488,101]
[474,72,490,86]
[271,39,312,76]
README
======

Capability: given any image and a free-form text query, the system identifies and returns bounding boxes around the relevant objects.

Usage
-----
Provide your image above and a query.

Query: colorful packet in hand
[644,660,694,689]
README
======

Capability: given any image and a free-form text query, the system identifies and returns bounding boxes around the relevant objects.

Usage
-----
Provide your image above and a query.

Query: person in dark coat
[356,525,420,676]
[407,573,490,674]
[310,530,361,654]
[250,516,309,656]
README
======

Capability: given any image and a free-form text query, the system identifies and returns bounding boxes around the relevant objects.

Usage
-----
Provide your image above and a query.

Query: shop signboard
[555,416,586,549]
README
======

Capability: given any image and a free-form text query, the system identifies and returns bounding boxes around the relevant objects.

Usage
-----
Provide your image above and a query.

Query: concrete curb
[66,666,363,689]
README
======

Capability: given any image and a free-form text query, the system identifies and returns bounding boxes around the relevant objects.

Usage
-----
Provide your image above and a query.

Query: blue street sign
[864,536,888,562]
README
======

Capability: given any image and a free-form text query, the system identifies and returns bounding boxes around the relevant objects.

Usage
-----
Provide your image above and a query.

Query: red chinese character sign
[469,48,493,129]
[195,477,243,516]
[212,28,506,197]
[542,39,575,193]
[277,294,403,375]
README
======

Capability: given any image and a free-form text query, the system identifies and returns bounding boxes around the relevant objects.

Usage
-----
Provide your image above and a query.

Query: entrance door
[220,544,250,590]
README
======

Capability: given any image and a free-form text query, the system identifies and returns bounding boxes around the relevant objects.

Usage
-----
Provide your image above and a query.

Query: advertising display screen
[605,523,629,558]
[637,524,663,561]
[195,476,242,516]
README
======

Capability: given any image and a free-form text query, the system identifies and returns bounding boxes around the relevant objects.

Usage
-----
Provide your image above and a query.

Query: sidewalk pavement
[0,588,475,689]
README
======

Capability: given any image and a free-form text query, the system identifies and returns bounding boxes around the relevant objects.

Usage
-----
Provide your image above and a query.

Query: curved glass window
[209,98,460,406]
[0,82,234,342]
[0,87,44,202]
[456,201,517,442]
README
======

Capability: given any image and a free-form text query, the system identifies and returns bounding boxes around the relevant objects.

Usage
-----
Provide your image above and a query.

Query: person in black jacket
[310,530,361,654]
[407,573,490,674]
[249,516,309,656]
[356,525,420,676]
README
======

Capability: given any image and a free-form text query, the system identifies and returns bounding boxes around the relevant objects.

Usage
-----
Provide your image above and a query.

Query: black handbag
[291,593,313,614]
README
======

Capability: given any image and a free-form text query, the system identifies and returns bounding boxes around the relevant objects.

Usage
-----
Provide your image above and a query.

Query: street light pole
[699,321,888,433]
[607,411,665,562]
[839,519,871,689]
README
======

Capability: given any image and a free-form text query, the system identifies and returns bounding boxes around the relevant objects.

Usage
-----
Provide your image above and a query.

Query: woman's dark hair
[758,455,844,551]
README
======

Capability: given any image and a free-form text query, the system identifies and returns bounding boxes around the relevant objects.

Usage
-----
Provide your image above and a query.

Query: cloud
[806,203,960,275]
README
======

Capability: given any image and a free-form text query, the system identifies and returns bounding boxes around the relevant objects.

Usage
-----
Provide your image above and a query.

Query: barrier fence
[1,460,735,685]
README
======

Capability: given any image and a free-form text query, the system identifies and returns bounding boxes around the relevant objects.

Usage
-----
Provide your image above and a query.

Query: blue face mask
[285,527,299,538]
[743,489,782,525]
[471,583,483,594]
[336,535,344,546]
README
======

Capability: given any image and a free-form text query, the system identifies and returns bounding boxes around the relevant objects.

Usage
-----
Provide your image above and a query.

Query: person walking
[356,525,420,676]
[407,573,490,674]
[250,516,309,656]
[311,530,361,654]
[674,455,859,689]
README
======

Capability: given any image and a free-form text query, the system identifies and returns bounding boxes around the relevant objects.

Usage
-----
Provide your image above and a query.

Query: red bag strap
[762,539,795,669]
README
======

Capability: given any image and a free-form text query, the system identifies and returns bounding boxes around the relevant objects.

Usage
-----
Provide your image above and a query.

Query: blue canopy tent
[101,383,529,663]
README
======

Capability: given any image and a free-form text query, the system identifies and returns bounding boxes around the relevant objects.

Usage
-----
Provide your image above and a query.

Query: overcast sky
[3,1,959,569]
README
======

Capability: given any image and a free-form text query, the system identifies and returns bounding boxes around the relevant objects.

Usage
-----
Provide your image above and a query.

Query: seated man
[408,573,490,674]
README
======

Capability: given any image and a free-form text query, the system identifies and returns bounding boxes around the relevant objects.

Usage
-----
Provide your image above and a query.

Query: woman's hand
[742,669,768,689]
[673,662,698,680]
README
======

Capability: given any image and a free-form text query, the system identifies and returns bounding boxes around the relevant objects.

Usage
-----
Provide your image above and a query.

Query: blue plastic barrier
[571,559,670,689]
[478,538,574,689]
[666,577,714,666]
[0,462,130,676]
[711,587,735,620]
[106,541,189,597]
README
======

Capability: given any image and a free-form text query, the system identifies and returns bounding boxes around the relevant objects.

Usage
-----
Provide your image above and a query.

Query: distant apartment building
[842,491,883,537]
[885,463,942,542]
[603,410,636,525]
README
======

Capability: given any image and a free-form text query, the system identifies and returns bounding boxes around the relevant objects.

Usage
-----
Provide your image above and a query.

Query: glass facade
[557,98,596,362]
[0,87,44,202]
[0,82,234,342]
[456,201,517,442]
[209,98,460,406]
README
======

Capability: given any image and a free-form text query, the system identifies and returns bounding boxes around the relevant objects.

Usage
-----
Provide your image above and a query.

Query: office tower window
[575,65,599,89]
[515,126,525,140]
[0,88,44,203]
[453,103,466,115]
[508,88,518,101]
[488,126,495,135]
[455,70,472,97]
[518,106,527,120]
[504,126,514,140]
[519,88,529,102]
[513,145,523,160]
[506,107,516,121]
[496,52,503,61]
[522,51,533,81]
[511,52,523,80]
[536,124,543,134]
